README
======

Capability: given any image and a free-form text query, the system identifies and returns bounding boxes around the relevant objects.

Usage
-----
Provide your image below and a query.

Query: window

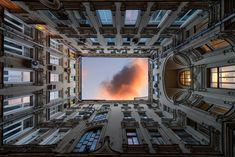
[172,9,197,27]
[4,39,33,58]
[49,105,62,117]
[123,111,132,120]
[174,129,200,145]
[124,10,139,25]
[148,10,168,25]
[93,112,107,122]
[15,128,49,145]
[50,55,60,65]
[40,129,69,145]
[179,70,191,86]
[3,116,34,144]
[210,65,235,89]
[50,91,59,101]
[90,38,99,44]
[138,112,149,120]
[149,130,165,144]
[209,106,230,116]
[97,10,113,25]
[4,12,23,32]
[4,68,32,83]
[105,37,115,45]
[139,38,149,44]
[50,73,59,82]
[74,129,101,152]
[126,129,139,145]
[50,39,60,50]
[4,95,33,115]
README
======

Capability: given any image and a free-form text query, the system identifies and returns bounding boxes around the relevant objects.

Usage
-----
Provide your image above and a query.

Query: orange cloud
[97,59,148,100]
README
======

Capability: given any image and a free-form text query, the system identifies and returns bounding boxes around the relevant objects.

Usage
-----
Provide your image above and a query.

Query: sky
[82,57,148,100]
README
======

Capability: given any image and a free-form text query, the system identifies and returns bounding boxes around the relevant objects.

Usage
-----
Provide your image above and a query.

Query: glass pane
[97,10,112,25]
[219,77,235,83]
[125,10,139,25]
[220,65,235,72]
[220,83,235,89]
[220,72,235,77]
[211,73,218,82]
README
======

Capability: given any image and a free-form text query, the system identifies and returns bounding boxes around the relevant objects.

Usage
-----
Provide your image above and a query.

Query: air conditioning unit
[48,65,56,71]
[64,68,71,73]
[31,60,39,69]
[47,85,56,90]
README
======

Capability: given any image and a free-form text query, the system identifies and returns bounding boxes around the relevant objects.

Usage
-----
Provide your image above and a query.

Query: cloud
[97,59,148,100]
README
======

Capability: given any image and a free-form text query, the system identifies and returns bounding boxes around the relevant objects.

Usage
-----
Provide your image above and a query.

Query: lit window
[97,10,113,25]
[74,129,101,152]
[93,112,107,122]
[209,106,230,116]
[148,10,168,25]
[124,10,139,25]
[126,130,139,145]
[50,91,59,101]
[50,73,59,82]
[50,55,59,65]
[149,130,165,144]
[173,9,197,27]
[179,70,191,86]
[4,68,32,83]
[4,95,33,115]
[210,65,235,89]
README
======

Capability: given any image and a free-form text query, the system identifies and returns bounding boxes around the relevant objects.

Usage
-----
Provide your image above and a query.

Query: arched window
[179,70,191,86]
[92,112,107,122]
[74,128,101,153]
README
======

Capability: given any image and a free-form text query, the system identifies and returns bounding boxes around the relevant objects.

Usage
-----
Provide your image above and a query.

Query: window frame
[208,65,235,89]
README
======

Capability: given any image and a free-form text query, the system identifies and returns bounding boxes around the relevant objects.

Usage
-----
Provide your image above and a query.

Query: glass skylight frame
[97,10,113,26]
[148,10,168,26]
[124,10,140,26]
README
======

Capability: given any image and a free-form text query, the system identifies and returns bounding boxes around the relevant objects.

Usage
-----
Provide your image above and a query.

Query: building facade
[0,0,235,156]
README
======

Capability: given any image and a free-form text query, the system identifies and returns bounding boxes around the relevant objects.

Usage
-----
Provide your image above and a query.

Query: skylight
[97,10,113,25]
[172,9,197,27]
[139,38,149,44]
[124,10,139,25]
[105,37,115,44]
[148,10,168,25]
[90,38,98,43]
[82,57,149,100]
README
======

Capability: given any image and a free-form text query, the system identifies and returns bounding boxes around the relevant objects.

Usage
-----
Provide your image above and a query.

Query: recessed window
[3,95,33,116]
[97,10,113,25]
[105,37,115,45]
[4,68,32,84]
[179,70,191,86]
[148,10,168,25]
[93,112,108,122]
[139,38,149,44]
[50,91,59,101]
[74,129,101,152]
[126,129,139,145]
[90,38,99,44]
[149,130,165,144]
[172,9,197,27]
[124,10,139,25]
[3,116,34,144]
[210,65,235,89]
[50,73,59,82]
[50,55,60,65]
[173,129,200,145]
